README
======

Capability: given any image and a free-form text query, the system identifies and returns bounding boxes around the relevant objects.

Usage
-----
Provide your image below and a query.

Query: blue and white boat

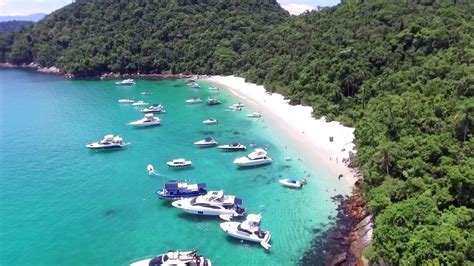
[156,181,207,200]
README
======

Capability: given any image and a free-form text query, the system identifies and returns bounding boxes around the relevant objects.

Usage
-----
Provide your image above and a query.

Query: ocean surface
[0,69,343,265]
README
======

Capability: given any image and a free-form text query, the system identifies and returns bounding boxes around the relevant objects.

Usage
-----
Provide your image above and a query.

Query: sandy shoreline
[201,75,358,193]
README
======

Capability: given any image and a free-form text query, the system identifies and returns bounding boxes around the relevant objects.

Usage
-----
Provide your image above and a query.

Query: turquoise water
[0,69,341,265]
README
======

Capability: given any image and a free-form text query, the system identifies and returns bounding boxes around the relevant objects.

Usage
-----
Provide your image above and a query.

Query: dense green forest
[0,21,34,33]
[1,0,473,264]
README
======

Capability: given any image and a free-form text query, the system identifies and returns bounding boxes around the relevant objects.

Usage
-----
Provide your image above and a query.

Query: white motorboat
[233,148,272,167]
[188,82,200,88]
[171,190,245,220]
[194,137,218,147]
[202,119,218,125]
[128,113,161,127]
[118,98,134,103]
[115,78,135,85]
[279,177,307,188]
[228,106,242,112]
[86,135,130,149]
[232,102,244,108]
[206,98,220,106]
[129,249,212,266]
[247,112,262,118]
[208,86,219,91]
[220,214,271,250]
[141,91,151,95]
[167,158,192,168]
[141,104,166,113]
[218,143,247,151]
[185,97,202,104]
[132,100,148,106]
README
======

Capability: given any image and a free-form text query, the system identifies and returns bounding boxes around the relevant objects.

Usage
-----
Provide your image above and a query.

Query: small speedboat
[141,91,151,95]
[232,102,244,108]
[247,112,262,118]
[206,98,220,106]
[188,82,200,88]
[115,79,135,85]
[167,158,192,168]
[228,106,242,112]
[194,137,218,147]
[218,143,247,151]
[128,113,161,127]
[129,249,212,266]
[132,100,148,106]
[171,190,245,220]
[118,98,134,103]
[156,181,207,200]
[86,135,130,149]
[208,86,219,91]
[220,214,271,250]
[202,119,218,125]
[185,97,202,104]
[141,104,166,113]
[233,148,272,167]
[279,177,307,188]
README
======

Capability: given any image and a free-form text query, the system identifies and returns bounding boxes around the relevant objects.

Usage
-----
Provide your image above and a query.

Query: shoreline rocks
[0,62,205,80]
[299,186,373,266]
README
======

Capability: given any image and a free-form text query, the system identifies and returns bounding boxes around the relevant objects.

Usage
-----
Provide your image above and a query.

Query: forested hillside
[1,0,473,264]
[0,21,34,33]
[0,0,287,76]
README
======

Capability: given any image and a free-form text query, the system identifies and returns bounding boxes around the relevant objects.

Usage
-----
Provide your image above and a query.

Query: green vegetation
[0,21,34,33]
[1,0,473,264]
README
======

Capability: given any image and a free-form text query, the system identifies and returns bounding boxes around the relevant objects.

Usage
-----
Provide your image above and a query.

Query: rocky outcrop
[300,185,374,266]
[0,62,66,76]
[351,215,373,263]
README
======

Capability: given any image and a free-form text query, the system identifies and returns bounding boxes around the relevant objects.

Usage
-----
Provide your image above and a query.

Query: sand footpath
[201,76,359,192]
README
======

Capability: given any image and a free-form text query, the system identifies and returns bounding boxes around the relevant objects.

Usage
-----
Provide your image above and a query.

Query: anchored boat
[220,213,272,250]
[129,249,212,266]
[156,181,207,200]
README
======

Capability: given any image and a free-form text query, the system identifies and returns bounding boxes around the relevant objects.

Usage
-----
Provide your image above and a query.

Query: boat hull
[156,190,206,200]
[278,179,303,188]
[234,159,272,167]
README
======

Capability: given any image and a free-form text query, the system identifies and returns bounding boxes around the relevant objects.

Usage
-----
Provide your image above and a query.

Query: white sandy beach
[202,76,359,192]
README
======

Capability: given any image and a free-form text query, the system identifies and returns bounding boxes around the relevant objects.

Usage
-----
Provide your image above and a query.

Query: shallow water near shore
[0,69,344,265]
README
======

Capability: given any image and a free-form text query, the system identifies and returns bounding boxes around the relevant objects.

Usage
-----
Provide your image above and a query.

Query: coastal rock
[350,215,373,260]
[328,252,347,266]
[38,66,62,74]
[0,62,15,68]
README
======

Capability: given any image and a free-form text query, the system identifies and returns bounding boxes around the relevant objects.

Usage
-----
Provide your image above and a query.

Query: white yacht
[118,98,134,103]
[128,113,161,127]
[86,135,130,149]
[171,190,245,220]
[141,104,166,113]
[185,97,202,104]
[202,118,218,125]
[228,106,242,112]
[206,98,220,106]
[132,100,148,106]
[279,177,307,188]
[233,148,272,167]
[115,78,135,85]
[194,137,218,147]
[232,102,244,108]
[167,158,192,168]
[247,112,262,118]
[188,82,200,88]
[220,214,271,250]
[217,143,247,151]
[129,250,212,266]
[208,86,219,91]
